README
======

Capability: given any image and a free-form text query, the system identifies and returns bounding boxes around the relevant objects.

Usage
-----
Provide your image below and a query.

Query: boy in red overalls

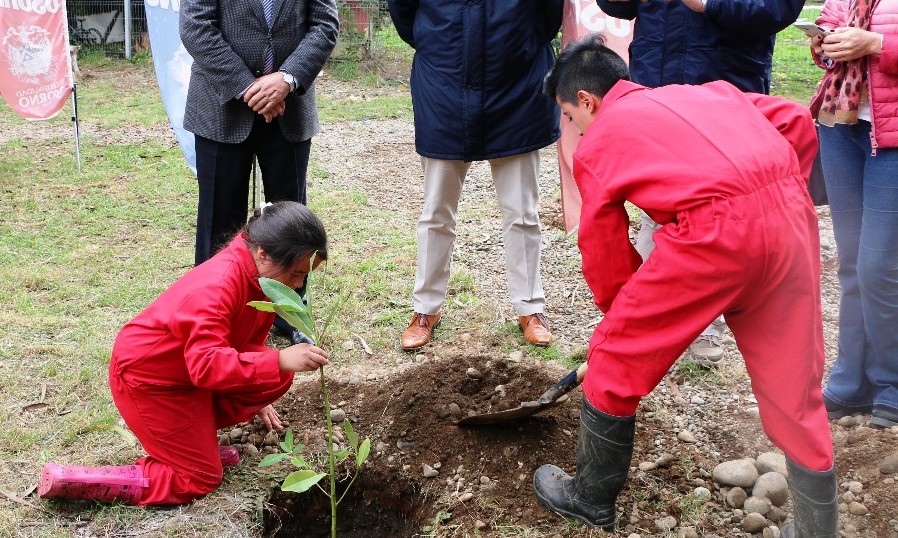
[533,35,837,538]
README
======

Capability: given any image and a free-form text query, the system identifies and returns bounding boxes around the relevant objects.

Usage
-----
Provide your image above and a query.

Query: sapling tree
[249,273,370,538]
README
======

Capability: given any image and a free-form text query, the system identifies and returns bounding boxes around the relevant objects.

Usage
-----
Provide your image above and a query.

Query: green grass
[771,5,826,103]
[317,93,412,121]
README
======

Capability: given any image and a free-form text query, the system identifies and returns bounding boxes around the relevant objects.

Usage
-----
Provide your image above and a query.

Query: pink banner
[558,0,632,232]
[0,0,72,120]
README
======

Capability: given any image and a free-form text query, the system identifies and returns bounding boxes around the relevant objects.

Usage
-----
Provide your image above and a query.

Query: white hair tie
[260,201,273,215]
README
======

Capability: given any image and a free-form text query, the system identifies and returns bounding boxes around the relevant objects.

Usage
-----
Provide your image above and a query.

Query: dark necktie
[262,0,274,74]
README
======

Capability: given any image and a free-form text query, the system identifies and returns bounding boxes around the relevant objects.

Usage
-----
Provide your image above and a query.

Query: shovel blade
[455,400,542,426]
[455,395,570,426]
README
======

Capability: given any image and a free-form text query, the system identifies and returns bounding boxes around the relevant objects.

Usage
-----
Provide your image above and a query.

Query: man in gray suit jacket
[180,0,338,265]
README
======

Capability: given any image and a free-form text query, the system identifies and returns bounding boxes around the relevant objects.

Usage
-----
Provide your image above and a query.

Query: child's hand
[278,344,329,372]
[257,404,284,431]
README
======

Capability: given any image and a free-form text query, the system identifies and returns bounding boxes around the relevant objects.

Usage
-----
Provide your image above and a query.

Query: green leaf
[317,292,348,344]
[274,306,317,341]
[357,438,371,468]
[247,300,277,312]
[344,420,359,452]
[282,470,326,493]
[281,428,294,452]
[333,448,350,463]
[259,277,306,308]
[290,455,310,469]
[248,300,304,313]
[259,453,292,467]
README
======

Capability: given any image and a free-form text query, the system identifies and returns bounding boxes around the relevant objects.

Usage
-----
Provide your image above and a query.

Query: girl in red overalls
[40,201,329,505]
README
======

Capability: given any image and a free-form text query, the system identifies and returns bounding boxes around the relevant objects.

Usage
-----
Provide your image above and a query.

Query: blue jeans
[818,121,898,413]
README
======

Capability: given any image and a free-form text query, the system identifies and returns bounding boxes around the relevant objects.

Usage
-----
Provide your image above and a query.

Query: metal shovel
[456,362,587,426]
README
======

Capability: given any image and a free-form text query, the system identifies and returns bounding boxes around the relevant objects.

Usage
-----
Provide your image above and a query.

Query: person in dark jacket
[597,0,805,366]
[388,0,563,351]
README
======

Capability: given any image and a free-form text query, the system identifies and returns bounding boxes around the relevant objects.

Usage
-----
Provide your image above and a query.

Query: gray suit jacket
[180,0,338,144]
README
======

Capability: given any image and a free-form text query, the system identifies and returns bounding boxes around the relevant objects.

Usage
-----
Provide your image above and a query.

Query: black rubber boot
[781,458,838,538]
[532,399,635,529]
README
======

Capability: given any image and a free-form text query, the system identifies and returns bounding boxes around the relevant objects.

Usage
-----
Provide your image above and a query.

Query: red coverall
[575,80,834,471]
[109,236,293,504]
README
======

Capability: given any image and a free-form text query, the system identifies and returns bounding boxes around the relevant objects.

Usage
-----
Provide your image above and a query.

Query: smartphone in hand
[793,21,832,38]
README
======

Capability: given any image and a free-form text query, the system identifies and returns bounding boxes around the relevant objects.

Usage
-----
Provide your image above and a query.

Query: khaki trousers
[414,151,546,316]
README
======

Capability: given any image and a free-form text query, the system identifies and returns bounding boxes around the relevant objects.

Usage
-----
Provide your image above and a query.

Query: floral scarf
[816,0,874,126]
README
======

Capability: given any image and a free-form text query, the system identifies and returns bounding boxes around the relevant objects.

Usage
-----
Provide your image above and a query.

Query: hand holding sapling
[278,344,329,372]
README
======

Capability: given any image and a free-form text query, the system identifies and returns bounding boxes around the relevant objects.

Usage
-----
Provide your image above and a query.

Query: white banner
[144,0,196,173]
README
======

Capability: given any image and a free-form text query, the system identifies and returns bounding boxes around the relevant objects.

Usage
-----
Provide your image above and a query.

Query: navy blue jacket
[597,0,805,94]
[388,0,562,161]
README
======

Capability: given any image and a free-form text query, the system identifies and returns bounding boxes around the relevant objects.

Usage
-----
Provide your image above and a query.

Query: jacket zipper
[867,66,878,156]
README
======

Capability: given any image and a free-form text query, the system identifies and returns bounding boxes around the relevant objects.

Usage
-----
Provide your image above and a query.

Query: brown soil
[242,336,898,537]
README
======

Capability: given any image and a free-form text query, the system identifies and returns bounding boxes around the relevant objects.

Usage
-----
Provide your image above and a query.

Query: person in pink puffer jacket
[808,0,898,436]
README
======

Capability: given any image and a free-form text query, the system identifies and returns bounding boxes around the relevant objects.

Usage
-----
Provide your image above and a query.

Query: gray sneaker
[686,334,724,367]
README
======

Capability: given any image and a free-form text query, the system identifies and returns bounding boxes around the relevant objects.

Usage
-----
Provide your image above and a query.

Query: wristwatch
[280,71,297,92]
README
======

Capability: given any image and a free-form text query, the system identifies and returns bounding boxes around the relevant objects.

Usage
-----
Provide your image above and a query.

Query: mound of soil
[234,338,898,537]
[243,339,790,537]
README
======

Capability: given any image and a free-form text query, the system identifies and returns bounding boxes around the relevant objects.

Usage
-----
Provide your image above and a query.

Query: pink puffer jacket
[809,0,898,149]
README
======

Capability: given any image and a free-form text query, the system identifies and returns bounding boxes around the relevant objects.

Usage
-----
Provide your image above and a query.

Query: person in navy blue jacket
[597,0,806,367]
[388,0,563,351]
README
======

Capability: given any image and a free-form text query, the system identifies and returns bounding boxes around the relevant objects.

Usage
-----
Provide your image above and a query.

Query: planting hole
[263,470,427,537]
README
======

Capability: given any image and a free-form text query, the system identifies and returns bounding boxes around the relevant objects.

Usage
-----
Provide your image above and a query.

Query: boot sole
[871,416,898,429]
[533,487,615,530]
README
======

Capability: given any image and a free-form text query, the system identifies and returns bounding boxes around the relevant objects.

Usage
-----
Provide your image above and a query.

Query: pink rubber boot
[39,463,149,504]
[219,446,240,467]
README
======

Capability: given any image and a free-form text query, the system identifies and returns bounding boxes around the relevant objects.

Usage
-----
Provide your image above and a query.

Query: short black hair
[544,33,630,104]
[242,201,328,268]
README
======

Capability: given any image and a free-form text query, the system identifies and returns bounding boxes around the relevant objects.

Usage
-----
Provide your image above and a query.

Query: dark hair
[242,201,328,268]
[543,33,630,104]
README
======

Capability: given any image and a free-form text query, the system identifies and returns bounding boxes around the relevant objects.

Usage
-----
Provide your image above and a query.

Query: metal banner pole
[71,84,82,173]
[252,155,262,212]
[124,0,133,59]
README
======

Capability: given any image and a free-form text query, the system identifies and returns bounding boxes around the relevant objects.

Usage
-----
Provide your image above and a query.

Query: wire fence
[65,0,148,58]
[64,0,825,99]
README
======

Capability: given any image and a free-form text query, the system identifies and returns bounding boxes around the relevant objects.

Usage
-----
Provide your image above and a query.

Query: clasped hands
[243,72,291,123]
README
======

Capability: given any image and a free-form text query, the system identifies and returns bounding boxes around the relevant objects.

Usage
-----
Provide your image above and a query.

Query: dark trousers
[194,116,312,265]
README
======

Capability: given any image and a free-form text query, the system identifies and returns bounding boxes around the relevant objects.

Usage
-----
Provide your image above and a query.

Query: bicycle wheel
[86,28,104,45]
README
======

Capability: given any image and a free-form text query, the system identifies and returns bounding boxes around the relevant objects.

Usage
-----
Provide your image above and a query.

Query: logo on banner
[569,0,631,38]
[3,24,54,82]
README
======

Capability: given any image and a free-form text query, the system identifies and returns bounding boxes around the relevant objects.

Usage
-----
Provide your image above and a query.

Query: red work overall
[109,237,293,504]
[575,80,834,471]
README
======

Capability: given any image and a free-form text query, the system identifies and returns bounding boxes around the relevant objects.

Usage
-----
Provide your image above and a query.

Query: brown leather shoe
[518,313,553,347]
[401,312,442,351]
